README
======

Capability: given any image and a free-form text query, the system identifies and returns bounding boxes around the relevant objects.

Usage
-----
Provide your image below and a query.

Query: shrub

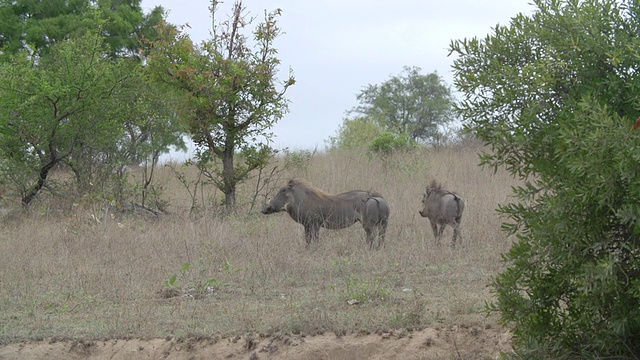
[368,131,414,156]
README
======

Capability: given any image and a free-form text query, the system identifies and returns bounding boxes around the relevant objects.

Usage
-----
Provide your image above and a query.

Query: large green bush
[451,0,640,356]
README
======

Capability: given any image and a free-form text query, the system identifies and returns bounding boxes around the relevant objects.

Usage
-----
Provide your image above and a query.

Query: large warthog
[261,179,390,249]
[418,180,465,247]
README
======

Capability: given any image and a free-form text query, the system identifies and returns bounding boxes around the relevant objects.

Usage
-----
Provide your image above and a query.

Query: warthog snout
[262,196,286,214]
[261,203,277,214]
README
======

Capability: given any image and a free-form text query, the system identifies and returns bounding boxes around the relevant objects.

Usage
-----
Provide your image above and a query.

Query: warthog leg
[376,223,387,250]
[451,222,462,248]
[365,227,379,250]
[364,221,388,250]
[304,224,320,246]
[429,220,441,245]
[377,218,388,250]
[437,224,446,240]
[365,228,375,249]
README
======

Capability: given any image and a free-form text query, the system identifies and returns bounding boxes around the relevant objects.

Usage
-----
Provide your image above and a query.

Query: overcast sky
[141,0,535,153]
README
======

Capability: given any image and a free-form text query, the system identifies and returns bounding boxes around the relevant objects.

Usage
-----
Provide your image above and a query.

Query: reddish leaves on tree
[633,116,640,131]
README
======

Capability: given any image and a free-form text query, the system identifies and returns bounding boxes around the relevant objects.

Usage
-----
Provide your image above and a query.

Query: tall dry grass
[0,144,521,342]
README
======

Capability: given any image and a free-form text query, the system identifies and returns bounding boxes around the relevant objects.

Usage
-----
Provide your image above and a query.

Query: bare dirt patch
[0,326,512,360]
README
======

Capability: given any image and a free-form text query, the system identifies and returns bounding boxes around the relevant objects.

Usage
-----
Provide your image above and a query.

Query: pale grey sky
[141,0,535,152]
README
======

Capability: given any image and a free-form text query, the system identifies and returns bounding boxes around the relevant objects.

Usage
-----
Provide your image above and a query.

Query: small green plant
[164,273,178,288]
[194,277,220,294]
[330,257,351,276]
[223,260,237,273]
[344,277,391,304]
[163,262,191,289]
[163,261,220,298]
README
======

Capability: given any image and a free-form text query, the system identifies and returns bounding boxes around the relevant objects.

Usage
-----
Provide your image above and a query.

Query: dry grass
[0,144,520,343]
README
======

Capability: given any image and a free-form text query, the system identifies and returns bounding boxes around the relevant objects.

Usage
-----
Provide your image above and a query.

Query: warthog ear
[287,179,295,188]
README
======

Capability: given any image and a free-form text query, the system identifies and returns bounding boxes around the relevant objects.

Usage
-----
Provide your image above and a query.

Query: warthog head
[419,186,435,217]
[261,183,294,214]
[419,186,443,218]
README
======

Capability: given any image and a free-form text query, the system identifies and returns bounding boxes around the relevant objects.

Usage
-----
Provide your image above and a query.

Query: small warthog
[418,180,464,247]
[261,179,389,248]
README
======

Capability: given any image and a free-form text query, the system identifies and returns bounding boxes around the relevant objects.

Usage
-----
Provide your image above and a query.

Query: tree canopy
[0,30,176,205]
[451,0,640,356]
[146,1,294,214]
[0,0,164,60]
[349,66,454,143]
[0,2,183,207]
[326,117,382,151]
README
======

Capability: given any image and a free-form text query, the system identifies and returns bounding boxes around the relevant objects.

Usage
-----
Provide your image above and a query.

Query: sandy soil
[0,326,512,360]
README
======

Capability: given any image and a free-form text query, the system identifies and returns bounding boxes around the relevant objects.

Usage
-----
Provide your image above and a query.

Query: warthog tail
[367,197,390,224]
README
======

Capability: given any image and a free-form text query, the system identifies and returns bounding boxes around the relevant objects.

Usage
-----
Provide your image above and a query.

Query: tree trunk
[221,144,236,214]
[22,159,58,206]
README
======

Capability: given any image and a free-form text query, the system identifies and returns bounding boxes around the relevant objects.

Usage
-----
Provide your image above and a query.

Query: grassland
[0,144,520,352]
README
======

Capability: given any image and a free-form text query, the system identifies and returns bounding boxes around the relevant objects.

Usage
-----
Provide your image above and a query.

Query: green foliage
[146,2,294,214]
[0,0,165,60]
[327,117,382,150]
[0,31,165,205]
[0,3,182,208]
[4,32,182,206]
[368,131,414,156]
[343,277,391,304]
[164,261,220,296]
[451,0,640,356]
[349,66,454,143]
[283,148,316,173]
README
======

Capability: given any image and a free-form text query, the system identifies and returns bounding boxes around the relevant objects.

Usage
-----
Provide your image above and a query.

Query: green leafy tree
[349,66,454,143]
[0,30,181,206]
[451,0,640,356]
[0,0,165,60]
[66,65,185,200]
[0,0,181,207]
[146,1,294,214]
